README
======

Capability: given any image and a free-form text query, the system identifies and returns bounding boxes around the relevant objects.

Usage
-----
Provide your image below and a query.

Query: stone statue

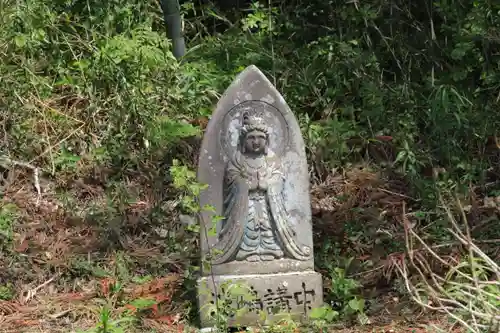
[196,65,323,330]
[211,111,311,264]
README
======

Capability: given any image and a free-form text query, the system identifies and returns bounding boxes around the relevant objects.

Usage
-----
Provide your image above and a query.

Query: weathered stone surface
[196,65,323,329]
[197,65,313,275]
[198,271,323,328]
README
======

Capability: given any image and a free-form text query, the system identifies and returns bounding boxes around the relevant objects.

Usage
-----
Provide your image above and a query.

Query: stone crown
[241,112,269,135]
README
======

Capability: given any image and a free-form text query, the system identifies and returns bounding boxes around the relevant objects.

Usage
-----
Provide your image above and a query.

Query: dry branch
[0,155,41,205]
[396,195,500,333]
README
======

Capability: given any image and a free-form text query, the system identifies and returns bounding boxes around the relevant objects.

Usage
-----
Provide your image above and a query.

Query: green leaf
[211,215,225,223]
[348,298,365,311]
[259,309,267,321]
[395,150,407,163]
[309,306,328,319]
[326,309,339,322]
[208,225,217,237]
[202,204,216,212]
[14,35,27,48]
[129,298,156,310]
[235,306,248,318]
[227,283,251,297]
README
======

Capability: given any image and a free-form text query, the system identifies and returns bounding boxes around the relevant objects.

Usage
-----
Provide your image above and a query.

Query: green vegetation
[0,0,499,332]
[0,203,18,250]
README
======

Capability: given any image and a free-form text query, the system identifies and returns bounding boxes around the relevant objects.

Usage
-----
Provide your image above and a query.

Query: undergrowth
[0,0,499,332]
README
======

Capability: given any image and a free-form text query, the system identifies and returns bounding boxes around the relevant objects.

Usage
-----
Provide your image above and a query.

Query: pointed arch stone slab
[196,65,323,329]
[197,65,314,276]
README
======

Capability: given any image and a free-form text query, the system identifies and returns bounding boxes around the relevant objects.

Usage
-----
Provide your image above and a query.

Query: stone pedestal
[197,270,323,329]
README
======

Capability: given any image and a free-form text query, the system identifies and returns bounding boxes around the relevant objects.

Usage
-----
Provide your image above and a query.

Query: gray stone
[198,271,323,328]
[196,65,323,329]
[199,328,218,333]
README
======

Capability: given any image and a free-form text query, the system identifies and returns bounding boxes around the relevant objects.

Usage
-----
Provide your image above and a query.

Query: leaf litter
[0,162,492,332]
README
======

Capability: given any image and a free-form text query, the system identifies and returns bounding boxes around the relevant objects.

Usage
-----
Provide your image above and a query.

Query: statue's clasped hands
[247,173,270,191]
[257,173,268,190]
[247,175,258,190]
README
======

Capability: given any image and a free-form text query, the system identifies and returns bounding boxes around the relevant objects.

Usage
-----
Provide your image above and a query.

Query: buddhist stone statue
[211,111,311,264]
[196,65,323,330]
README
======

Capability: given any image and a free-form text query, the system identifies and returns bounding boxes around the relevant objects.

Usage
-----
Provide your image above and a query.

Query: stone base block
[197,271,323,329]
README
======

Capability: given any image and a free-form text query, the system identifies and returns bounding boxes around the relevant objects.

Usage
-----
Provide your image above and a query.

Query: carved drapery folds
[211,111,311,264]
[196,65,323,329]
[197,65,314,276]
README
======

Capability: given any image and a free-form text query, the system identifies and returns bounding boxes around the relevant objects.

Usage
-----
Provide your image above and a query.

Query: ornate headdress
[240,111,269,136]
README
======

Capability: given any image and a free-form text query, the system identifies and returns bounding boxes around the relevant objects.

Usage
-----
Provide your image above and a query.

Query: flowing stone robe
[210,151,311,264]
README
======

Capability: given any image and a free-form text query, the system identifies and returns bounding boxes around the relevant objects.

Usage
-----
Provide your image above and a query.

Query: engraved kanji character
[232,286,263,314]
[247,286,264,313]
[275,286,293,312]
[293,282,316,313]
[263,287,293,314]
[263,288,277,314]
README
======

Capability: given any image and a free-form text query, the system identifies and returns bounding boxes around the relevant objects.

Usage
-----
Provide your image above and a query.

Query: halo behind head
[219,100,289,160]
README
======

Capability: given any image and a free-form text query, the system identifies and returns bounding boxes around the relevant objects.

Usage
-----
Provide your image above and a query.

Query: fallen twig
[0,156,41,205]
[396,195,500,333]
[22,275,59,304]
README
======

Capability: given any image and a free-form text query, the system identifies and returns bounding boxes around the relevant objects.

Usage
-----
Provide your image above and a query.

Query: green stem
[160,0,186,60]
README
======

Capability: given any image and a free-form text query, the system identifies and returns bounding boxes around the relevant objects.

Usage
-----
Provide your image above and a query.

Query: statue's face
[244,130,267,155]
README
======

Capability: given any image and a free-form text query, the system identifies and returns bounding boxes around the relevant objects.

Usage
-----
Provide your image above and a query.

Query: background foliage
[0,0,499,332]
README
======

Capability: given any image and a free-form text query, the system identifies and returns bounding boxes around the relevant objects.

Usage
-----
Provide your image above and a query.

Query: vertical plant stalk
[396,196,500,333]
[160,0,186,59]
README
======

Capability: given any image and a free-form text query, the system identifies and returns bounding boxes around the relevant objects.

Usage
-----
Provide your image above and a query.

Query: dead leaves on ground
[311,164,499,287]
[0,178,187,331]
[0,274,184,331]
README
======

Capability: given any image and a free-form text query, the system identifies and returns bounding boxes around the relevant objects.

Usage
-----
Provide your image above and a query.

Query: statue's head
[240,112,269,155]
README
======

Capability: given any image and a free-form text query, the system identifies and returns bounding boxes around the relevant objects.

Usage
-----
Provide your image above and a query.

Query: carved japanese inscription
[198,271,323,328]
[209,282,317,317]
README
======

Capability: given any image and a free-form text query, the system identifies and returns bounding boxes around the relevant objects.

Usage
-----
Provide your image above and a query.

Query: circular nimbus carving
[219,100,289,159]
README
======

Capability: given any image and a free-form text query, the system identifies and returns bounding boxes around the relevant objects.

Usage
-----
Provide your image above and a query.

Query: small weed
[325,259,369,324]
[78,305,136,333]
[0,283,14,300]
[0,0,499,332]
[0,203,18,250]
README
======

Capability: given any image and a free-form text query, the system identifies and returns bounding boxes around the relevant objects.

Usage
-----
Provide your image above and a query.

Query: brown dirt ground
[0,163,495,332]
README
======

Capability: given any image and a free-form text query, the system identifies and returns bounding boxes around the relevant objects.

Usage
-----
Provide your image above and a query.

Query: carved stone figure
[196,65,323,330]
[211,111,311,264]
